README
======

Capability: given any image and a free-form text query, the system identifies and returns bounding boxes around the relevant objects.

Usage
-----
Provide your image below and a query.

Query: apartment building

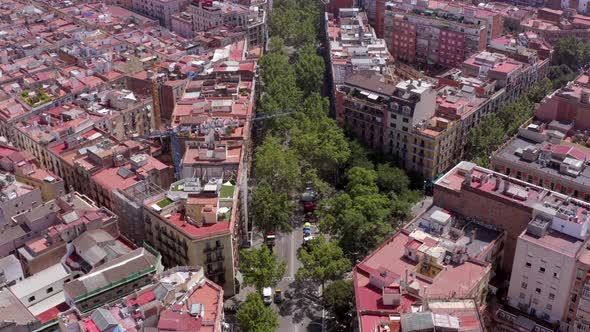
[354,204,503,331]
[189,0,267,48]
[521,9,590,44]
[507,206,590,329]
[0,174,42,226]
[143,177,238,296]
[463,50,548,103]
[57,266,224,332]
[63,246,163,312]
[335,72,461,180]
[9,191,120,274]
[381,2,498,68]
[325,9,392,88]
[128,0,189,28]
[435,161,590,276]
[491,73,590,201]
[571,248,590,331]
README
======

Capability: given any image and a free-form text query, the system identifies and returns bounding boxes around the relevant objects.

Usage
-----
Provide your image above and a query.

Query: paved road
[273,206,325,332]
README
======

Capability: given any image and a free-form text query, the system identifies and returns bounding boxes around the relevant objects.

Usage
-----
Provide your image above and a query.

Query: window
[402,117,409,123]
[578,269,586,280]
[549,293,555,300]
[553,272,559,279]
[520,292,526,299]
[28,296,35,302]
[525,262,531,268]
[533,298,539,305]
[522,282,528,289]
[536,288,541,294]
[46,287,53,294]
[402,127,408,132]
[547,303,552,310]
[540,267,545,273]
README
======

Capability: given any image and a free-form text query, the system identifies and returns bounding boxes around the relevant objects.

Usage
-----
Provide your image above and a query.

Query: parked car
[263,287,273,305]
[303,201,316,213]
[274,289,282,303]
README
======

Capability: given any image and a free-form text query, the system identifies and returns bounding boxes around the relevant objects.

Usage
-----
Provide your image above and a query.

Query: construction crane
[137,111,296,180]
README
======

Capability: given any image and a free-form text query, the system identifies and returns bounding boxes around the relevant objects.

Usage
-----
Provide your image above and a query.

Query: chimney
[405,269,409,290]
[469,228,477,244]
[493,176,501,191]
[463,169,473,185]
[504,180,511,194]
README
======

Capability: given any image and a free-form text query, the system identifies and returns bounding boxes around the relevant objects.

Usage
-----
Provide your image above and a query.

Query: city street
[273,207,325,332]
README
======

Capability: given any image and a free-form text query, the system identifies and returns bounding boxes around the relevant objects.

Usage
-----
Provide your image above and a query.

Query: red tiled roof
[158,310,203,331]
[405,239,422,250]
[35,302,69,323]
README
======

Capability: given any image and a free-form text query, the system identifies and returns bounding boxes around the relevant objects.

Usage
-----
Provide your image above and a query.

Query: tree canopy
[240,246,287,293]
[289,93,351,179]
[466,95,536,167]
[296,44,325,96]
[324,280,354,324]
[269,0,320,47]
[251,182,294,234]
[376,163,410,195]
[296,236,351,291]
[236,293,280,332]
[253,135,300,194]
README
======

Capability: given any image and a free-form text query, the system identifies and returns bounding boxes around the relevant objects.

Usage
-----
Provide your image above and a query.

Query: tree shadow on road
[278,280,323,325]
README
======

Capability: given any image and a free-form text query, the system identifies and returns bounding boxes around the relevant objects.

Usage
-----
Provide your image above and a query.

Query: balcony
[204,244,224,253]
[206,267,226,276]
[206,254,225,263]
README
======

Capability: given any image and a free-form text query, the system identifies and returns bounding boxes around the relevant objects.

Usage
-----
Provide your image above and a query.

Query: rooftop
[0,289,38,327]
[492,119,590,189]
[354,227,491,331]
[64,247,160,300]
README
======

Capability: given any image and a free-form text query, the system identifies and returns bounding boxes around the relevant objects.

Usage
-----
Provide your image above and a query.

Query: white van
[262,287,272,305]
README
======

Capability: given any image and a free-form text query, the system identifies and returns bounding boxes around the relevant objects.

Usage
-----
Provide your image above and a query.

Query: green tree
[254,135,300,193]
[258,52,302,126]
[236,293,280,332]
[324,280,354,324]
[240,246,287,293]
[268,36,285,54]
[301,168,334,197]
[527,78,553,103]
[251,182,294,234]
[318,166,399,259]
[466,114,505,162]
[296,236,351,292]
[296,44,325,96]
[376,163,410,195]
[289,94,350,178]
[347,139,374,170]
[553,37,590,69]
[548,64,577,89]
[497,96,534,135]
[345,166,379,197]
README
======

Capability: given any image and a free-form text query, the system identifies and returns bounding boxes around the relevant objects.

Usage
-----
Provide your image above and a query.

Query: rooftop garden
[21,89,52,108]
[156,197,173,208]
[171,183,183,191]
[219,184,235,199]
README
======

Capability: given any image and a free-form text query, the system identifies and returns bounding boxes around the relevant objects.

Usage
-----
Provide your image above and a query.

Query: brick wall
[433,183,533,272]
